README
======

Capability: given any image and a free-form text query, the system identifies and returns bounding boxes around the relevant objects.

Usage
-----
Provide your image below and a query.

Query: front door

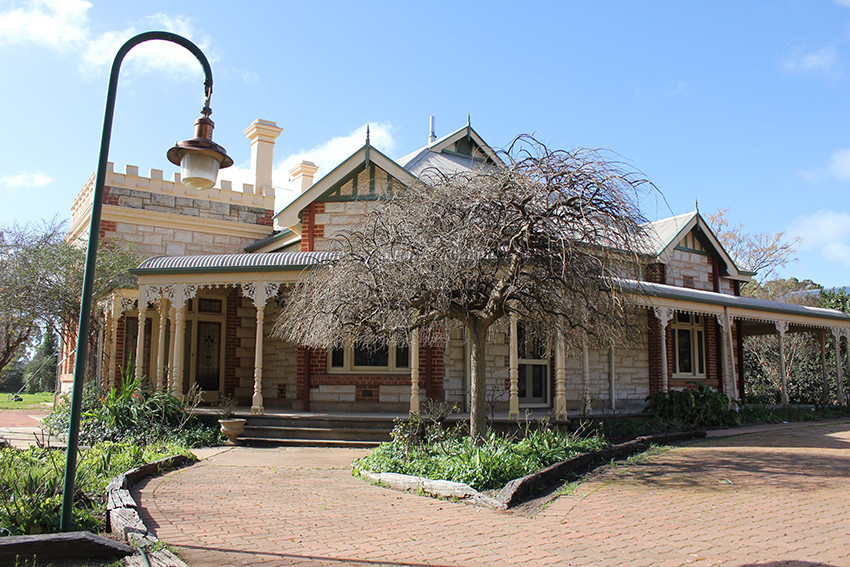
[195,320,222,393]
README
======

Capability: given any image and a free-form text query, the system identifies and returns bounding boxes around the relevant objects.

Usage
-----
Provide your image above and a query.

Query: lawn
[0,391,54,410]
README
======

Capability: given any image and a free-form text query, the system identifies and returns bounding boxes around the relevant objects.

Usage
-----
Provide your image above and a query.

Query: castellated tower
[67,119,283,258]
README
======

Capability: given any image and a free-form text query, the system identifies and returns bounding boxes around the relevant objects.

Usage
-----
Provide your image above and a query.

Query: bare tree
[276,137,654,438]
[707,208,801,289]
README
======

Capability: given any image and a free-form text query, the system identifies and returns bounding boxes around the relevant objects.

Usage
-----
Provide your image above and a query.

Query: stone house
[60,119,850,416]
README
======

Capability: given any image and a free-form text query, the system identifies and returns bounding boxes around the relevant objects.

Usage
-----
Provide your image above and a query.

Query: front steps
[237,412,403,447]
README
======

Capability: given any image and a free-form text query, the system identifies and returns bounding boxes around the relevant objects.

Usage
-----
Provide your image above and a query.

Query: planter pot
[218,418,247,444]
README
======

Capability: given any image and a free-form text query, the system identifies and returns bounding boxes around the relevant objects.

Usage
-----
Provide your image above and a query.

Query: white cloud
[0,0,90,50]
[828,148,850,180]
[837,0,850,7]
[0,0,209,79]
[218,123,398,213]
[781,45,838,75]
[788,210,850,266]
[0,171,54,191]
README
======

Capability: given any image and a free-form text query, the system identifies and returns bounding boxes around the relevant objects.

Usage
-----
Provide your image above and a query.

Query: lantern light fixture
[167,103,233,190]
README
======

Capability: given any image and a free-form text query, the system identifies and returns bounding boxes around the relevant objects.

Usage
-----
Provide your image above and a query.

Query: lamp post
[60,31,232,531]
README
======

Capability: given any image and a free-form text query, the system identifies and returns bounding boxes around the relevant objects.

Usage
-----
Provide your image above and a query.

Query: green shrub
[645,383,741,428]
[0,441,191,535]
[43,373,222,448]
[355,418,607,490]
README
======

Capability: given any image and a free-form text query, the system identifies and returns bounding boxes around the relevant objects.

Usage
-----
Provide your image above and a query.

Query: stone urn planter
[218,418,246,444]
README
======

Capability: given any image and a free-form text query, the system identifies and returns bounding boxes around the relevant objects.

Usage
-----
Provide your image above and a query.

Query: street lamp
[60,31,232,531]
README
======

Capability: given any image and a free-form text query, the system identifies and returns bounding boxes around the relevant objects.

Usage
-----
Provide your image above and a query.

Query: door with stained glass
[195,320,222,393]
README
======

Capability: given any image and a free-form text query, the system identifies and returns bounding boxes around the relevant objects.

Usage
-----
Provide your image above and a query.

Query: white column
[554,331,567,420]
[819,330,828,404]
[776,321,789,405]
[135,306,147,383]
[155,298,168,392]
[608,344,616,410]
[844,332,850,406]
[834,328,845,405]
[172,305,186,398]
[581,335,591,415]
[410,328,420,415]
[654,307,673,393]
[725,311,738,400]
[167,306,176,394]
[242,281,281,414]
[251,303,266,415]
[508,315,520,420]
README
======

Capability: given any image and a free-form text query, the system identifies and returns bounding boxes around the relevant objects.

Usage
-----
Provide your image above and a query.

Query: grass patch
[0,392,53,411]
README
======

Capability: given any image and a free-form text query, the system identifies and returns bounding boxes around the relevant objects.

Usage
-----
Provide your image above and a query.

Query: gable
[321,163,400,202]
[275,144,417,230]
[647,211,750,282]
[675,227,711,255]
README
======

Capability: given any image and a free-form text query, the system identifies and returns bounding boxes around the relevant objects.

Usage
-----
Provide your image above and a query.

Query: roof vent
[428,116,436,144]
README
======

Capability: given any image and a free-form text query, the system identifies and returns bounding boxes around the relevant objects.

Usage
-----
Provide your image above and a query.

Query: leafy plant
[355,420,607,491]
[644,383,741,428]
[0,441,191,535]
[43,369,222,448]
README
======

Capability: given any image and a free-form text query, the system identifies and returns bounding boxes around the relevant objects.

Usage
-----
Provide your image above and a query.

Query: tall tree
[0,219,139,375]
[707,208,801,290]
[25,330,58,393]
[276,138,653,438]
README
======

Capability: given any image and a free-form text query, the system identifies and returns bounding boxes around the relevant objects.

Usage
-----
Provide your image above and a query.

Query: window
[672,312,705,378]
[517,323,549,405]
[329,344,410,373]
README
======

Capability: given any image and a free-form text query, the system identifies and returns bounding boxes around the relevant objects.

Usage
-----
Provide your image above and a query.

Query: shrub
[0,441,191,535]
[645,383,741,428]
[354,418,607,491]
[43,373,222,448]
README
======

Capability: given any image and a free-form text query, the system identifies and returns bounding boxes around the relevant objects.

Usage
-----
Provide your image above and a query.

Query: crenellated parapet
[68,161,276,256]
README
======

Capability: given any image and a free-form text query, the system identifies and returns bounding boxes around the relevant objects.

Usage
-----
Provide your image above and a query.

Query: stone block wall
[666,250,737,295]
[70,163,275,257]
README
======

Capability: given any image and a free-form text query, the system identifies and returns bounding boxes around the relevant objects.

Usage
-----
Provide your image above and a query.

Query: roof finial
[466,113,471,140]
[695,198,699,213]
[364,124,371,168]
[467,113,471,126]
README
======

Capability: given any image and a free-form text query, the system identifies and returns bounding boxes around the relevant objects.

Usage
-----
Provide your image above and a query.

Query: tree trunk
[468,321,488,440]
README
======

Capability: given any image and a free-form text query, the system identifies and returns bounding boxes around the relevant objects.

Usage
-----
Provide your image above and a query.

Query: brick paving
[135,421,850,567]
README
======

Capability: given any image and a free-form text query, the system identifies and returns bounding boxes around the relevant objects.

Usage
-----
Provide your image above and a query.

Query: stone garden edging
[106,453,196,566]
[356,430,707,510]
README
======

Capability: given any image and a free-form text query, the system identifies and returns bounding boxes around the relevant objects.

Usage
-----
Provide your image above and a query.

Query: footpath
[134,419,850,567]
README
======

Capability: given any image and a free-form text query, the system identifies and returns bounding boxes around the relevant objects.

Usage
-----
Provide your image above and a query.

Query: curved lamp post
[60,31,232,531]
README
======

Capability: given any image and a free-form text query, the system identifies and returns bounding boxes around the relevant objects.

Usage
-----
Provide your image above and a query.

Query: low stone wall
[106,454,196,566]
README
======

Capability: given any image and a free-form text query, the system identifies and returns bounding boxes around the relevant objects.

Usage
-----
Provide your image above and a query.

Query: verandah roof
[131,251,338,275]
[625,279,850,328]
[131,251,850,329]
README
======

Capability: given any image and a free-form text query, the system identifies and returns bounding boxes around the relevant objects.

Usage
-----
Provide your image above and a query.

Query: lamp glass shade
[180,152,220,190]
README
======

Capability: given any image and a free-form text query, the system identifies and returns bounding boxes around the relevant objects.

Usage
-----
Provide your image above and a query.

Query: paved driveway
[134,421,850,566]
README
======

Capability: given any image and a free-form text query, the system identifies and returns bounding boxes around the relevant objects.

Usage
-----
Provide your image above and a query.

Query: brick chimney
[244,119,283,195]
[289,161,319,193]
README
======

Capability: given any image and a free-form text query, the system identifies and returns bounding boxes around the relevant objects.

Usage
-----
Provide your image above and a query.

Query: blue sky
[2,0,850,286]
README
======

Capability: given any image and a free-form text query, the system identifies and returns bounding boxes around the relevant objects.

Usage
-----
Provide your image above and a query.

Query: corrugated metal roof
[640,212,696,257]
[132,251,339,274]
[625,279,850,322]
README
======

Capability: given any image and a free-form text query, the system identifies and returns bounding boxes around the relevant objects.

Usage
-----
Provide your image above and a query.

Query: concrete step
[244,424,391,442]
[238,437,381,448]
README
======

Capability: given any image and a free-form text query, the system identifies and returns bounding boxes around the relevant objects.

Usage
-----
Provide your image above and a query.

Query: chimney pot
[290,161,319,193]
